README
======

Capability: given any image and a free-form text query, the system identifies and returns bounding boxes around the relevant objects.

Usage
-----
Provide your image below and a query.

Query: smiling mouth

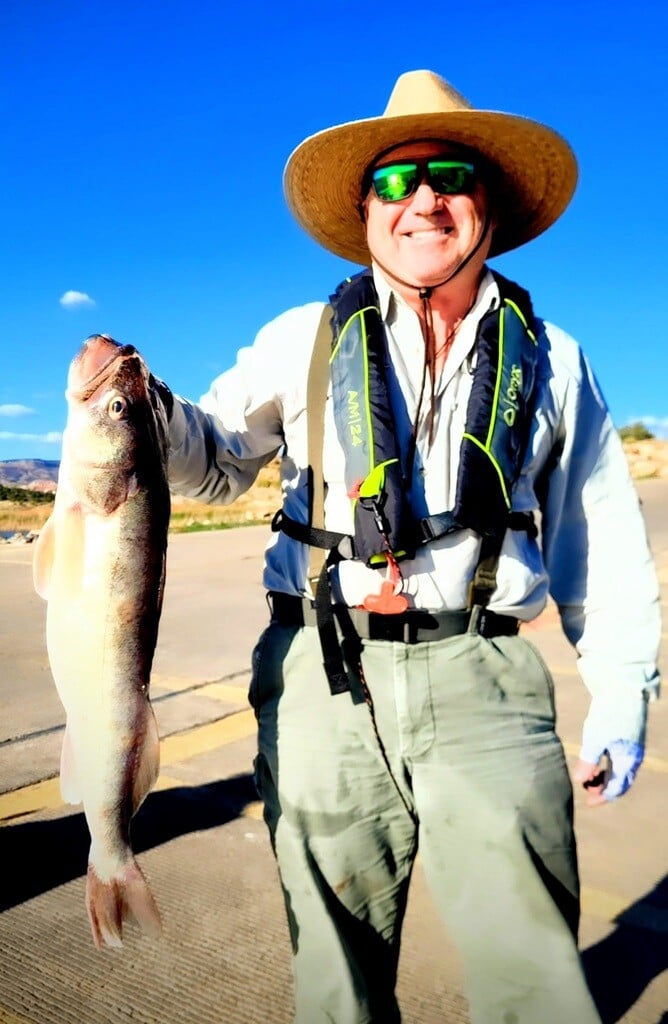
[405,226,453,239]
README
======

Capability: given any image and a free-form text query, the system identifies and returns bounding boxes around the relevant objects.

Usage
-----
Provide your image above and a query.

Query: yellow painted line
[0,777,63,821]
[0,709,257,824]
[244,800,264,820]
[0,751,665,937]
[562,739,668,773]
[159,709,255,764]
[3,714,665,824]
[0,773,192,823]
[151,674,204,692]
[581,885,629,922]
[193,681,249,703]
[152,773,187,792]
[581,885,668,933]
[151,673,248,695]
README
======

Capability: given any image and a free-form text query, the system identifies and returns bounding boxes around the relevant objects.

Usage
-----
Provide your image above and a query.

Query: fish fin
[59,723,81,804]
[32,513,56,599]
[33,501,85,600]
[131,703,161,814]
[86,860,162,950]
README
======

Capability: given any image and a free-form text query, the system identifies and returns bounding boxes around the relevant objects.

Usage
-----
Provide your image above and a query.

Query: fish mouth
[68,336,140,402]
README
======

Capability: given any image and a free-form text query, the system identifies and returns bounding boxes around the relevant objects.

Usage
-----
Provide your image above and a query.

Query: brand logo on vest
[502,365,523,427]
[347,390,363,446]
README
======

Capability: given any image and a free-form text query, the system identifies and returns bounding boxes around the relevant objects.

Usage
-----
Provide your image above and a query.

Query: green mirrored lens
[372,163,418,202]
[370,159,476,202]
[427,161,475,194]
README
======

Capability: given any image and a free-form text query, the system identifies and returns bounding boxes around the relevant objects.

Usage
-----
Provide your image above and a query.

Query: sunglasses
[369,159,476,203]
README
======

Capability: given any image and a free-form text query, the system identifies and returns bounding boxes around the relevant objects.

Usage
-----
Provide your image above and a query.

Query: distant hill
[0,459,60,491]
[1,440,666,501]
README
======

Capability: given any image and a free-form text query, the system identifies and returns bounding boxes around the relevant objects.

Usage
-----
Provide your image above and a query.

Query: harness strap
[306,304,333,585]
[271,508,349,555]
[417,509,536,545]
[306,304,354,693]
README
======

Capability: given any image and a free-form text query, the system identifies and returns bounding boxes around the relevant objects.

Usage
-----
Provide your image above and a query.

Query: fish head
[62,335,169,514]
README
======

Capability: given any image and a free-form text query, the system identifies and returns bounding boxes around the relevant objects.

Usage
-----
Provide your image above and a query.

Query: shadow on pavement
[582,875,668,1024]
[0,772,259,912]
[3,776,666,1024]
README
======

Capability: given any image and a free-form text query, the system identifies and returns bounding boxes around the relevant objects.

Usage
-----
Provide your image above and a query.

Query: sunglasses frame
[367,158,477,203]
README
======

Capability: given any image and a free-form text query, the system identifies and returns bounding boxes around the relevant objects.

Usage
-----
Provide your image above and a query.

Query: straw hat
[284,70,577,264]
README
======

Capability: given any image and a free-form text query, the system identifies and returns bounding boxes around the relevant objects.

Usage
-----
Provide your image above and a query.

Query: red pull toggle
[361,580,409,614]
[360,551,408,614]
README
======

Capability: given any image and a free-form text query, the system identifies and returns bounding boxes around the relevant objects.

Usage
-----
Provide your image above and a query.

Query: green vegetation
[0,484,55,505]
[619,422,655,442]
[170,518,261,534]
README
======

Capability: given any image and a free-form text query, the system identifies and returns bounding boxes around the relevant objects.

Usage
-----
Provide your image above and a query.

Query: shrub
[619,422,655,442]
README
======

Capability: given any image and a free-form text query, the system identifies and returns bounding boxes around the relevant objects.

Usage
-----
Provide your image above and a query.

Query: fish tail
[86,859,162,950]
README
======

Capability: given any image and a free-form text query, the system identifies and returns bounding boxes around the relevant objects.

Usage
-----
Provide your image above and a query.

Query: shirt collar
[371,262,500,326]
[371,264,398,320]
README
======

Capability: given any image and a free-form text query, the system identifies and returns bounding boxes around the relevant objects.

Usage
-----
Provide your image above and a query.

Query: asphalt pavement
[0,480,666,1024]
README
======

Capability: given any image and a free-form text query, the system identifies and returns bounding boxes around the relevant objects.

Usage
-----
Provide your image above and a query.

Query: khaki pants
[249,622,602,1024]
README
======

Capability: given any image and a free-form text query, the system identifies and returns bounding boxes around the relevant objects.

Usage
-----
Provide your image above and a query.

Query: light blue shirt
[167,268,661,752]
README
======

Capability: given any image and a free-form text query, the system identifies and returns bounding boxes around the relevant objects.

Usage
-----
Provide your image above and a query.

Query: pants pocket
[248,624,271,712]
[248,621,297,711]
[490,634,557,733]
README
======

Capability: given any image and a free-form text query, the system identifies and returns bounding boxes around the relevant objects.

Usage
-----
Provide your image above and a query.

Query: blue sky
[2,0,667,461]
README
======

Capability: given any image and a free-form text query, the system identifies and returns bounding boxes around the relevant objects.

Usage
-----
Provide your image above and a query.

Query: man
[164,71,661,1023]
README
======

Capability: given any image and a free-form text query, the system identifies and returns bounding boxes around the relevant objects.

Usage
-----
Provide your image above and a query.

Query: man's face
[362,141,494,291]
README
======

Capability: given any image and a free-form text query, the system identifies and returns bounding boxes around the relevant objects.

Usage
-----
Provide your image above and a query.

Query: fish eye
[108,395,127,420]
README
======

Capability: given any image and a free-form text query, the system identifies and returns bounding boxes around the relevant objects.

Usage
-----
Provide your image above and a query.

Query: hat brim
[283,109,577,263]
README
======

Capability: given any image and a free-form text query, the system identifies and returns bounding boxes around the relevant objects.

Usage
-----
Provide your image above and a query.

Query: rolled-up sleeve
[539,328,661,747]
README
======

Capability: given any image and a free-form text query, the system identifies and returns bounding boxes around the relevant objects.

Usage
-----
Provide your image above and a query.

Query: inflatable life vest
[328,269,538,566]
[276,268,538,567]
[272,268,540,694]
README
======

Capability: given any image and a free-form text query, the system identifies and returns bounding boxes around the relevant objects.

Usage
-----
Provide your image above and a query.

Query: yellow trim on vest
[462,433,511,509]
[486,305,505,450]
[505,298,537,343]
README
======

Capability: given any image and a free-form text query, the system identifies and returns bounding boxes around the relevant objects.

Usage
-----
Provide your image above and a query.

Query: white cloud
[0,404,36,417]
[59,290,95,308]
[641,417,668,440]
[0,431,62,444]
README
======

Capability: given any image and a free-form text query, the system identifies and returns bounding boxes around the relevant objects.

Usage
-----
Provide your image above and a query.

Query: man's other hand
[574,740,644,806]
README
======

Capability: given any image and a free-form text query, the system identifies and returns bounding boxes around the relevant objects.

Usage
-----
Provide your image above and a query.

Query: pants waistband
[268,592,519,644]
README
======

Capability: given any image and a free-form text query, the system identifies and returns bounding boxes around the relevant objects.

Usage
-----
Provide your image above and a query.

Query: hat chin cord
[370,207,494,302]
[371,209,493,451]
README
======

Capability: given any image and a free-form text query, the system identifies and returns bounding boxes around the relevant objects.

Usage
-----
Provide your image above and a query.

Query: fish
[33,334,170,949]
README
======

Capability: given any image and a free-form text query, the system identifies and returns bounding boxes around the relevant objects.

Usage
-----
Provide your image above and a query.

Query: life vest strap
[314,561,356,695]
[271,508,353,558]
[417,509,537,545]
